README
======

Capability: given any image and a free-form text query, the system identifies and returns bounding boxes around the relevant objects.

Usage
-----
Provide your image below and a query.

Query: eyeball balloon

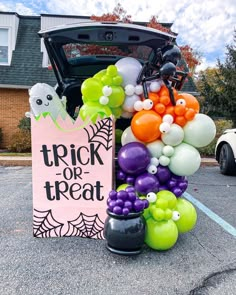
[172,211,180,221]
[183,113,216,148]
[169,143,201,176]
[150,157,159,166]
[159,122,171,133]
[143,99,153,110]
[147,164,158,174]
[146,192,157,203]
[102,85,112,96]
[161,123,184,146]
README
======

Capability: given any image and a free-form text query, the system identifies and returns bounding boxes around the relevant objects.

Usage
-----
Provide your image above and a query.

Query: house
[0,12,198,149]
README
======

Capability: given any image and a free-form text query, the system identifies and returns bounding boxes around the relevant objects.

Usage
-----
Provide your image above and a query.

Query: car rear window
[62,43,153,65]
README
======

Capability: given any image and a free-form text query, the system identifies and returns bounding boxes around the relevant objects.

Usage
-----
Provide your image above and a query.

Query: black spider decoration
[136,44,188,106]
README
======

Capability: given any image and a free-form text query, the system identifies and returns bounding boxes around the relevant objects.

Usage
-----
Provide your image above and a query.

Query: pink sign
[31,115,114,239]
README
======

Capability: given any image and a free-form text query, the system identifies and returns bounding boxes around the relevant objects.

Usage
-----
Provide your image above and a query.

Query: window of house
[0,28,9,64]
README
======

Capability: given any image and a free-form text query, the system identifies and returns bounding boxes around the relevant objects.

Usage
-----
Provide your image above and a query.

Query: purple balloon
[126,175,135,185]
[135,173,159,195]
[124,200,133,210]
[122,207,130,216]
[127,192,137,202]
[178,181,188,191]
[168,179,177,189]
[142,199,149,209]
[171,187,183,197]
[113,206,122,215]
[117,190,128,201]
[155,165,171,184]
[125,186,136,193]
[159,185,169,191]
[109,190,117,200]
[108,200,116,211]
[117,170,126,180]
[133,199,145,212]
[118,142,150,175]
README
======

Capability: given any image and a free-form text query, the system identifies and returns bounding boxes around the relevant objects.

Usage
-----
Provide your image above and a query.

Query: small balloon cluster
[107,186,149,216]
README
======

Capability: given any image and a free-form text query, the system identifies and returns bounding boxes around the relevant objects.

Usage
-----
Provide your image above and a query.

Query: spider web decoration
[33,209,64,238]
[84,117,113,151]
[64,212,105,239]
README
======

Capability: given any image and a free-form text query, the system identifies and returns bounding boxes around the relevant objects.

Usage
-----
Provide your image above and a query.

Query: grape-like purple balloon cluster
[117,165,188,197]
[107,186,149,215]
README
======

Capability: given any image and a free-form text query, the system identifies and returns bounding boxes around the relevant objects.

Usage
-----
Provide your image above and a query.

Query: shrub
[198,119,233,156]
[18,116,31,131]
[8,130,31,153]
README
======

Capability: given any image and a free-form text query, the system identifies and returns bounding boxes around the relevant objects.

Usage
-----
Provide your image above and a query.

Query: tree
[197,30,236,126]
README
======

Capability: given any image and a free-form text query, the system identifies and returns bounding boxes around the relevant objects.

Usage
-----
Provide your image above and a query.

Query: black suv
[38,21,186,130]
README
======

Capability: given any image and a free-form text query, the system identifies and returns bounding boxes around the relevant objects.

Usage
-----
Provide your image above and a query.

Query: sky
[0,0,235,71]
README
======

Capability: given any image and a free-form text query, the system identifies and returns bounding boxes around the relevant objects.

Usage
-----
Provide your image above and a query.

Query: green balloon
[79,102,112,123]
[115,129,123,144]
[164,209,173,220]
[112,75,123,86]
[152,207,165,221]
[174,198,197,233]
[111,106,122,118]
[155,198,168,210]
[93,69,107,80]
[81,78,103,102]
[108,86,125,108]
[157,190,177,209]
[145,219,178,251]
[101,75,113,85]
[116,183,129,191]
[106,65,118,77]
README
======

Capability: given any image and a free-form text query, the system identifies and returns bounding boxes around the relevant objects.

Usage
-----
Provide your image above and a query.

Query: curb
[0,157,219,167]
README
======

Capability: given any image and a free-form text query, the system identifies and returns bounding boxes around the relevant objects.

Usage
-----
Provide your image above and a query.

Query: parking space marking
[183,192,236,237]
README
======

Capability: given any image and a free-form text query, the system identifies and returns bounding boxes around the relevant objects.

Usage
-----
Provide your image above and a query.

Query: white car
[215,129,236,175]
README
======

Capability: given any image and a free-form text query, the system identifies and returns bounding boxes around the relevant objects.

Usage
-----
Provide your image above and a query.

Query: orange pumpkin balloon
[174,104,186,116]
[164,106,176,118]
[176,93,200,113]
[160,95,171,106]
[131,110,162,143]
[158,85,169,97]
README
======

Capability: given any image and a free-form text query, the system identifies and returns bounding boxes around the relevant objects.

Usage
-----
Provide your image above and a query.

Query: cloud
[1,0,235,69]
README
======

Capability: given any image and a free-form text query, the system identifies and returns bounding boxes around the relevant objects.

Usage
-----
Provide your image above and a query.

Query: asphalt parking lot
[0,165,235,295]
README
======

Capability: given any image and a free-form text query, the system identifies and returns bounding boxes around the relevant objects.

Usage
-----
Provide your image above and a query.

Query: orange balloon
[160,95,171,106]
[174,104,186,116]
[175,116,187,127]
[148,92,160,105]
[155,103,166,114]
[164,106,176,118]
[131,110,162,143]
[158,86,169,97]
[176,93,200,113]
[185,108,196,121]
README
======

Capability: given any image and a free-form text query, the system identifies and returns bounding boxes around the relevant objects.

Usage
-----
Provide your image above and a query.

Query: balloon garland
[77,54,216,253]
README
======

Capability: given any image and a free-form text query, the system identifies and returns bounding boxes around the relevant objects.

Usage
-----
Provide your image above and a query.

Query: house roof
[0,13,197,94]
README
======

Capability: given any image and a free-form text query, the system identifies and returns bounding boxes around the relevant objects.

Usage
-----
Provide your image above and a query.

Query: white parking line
[183,192,236,237]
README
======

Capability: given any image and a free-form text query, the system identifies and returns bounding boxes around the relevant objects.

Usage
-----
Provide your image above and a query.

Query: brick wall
[0,88,30,148]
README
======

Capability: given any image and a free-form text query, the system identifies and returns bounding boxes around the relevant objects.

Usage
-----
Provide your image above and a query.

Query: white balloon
[99,96,109,105]
[149,81,162,92]
[159,122,171,133]
[162,145,175,157]
[134,101,144,111]
[163,114,174,124]
[115,57,142,86]
[161,124,184,146]
[150,157,159,166]
[146,140,165,158]
[122,94,141,113]
[135,85,143,95]
[159,155,170,166]
[121,126,141,146]
[183,114,216,148]
[147,164,158,174]
[125,84,135,96]
[169,143,201,176]
[143,99,153,110]
[102,85,112,96]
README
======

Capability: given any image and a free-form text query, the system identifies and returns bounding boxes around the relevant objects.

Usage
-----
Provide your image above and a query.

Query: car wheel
[219,143,236,175]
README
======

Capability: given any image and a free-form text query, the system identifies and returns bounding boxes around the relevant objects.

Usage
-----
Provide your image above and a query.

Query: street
[0,165,235,295]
